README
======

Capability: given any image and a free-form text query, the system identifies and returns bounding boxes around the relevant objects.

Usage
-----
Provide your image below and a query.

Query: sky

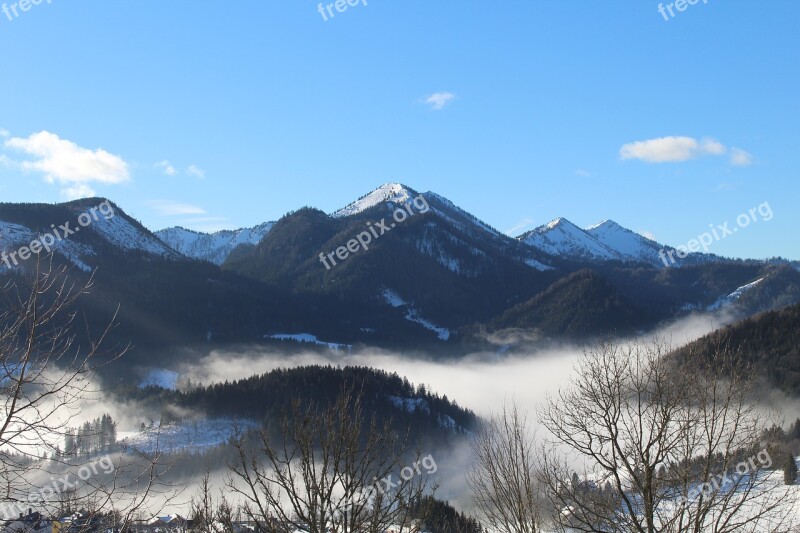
[0,0,797,260]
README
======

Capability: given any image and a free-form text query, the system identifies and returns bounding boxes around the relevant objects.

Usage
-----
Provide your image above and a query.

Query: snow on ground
[707,277,764,310]
[520,218,621,261]
[89,212,178,258]
[524,257,555,271]
[0,220,94,272]
[332,183,415,218]
[139,369,180,390]
[382,289,407,307]
[155,222,274,265]
[118,418,257,454]
[382,289,451,341]
[387,395,430,414]
[585,219,664,266]
[267,333,351,350]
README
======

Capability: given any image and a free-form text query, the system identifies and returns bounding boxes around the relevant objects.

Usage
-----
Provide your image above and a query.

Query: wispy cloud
[148,200,207,216]
[575,169,591,177]
[730,147,753,166]
[156,160,178,176]
[0,128,9,138]
[422,92,456,111]
[187,164,205,179]
[640,230,658,242]
[3,130,129,198]
[619,136,748,165]
[505,217,537,236]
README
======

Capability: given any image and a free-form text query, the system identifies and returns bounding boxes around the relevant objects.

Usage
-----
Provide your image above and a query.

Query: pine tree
[784,454,798,485]
[64,430,76,456]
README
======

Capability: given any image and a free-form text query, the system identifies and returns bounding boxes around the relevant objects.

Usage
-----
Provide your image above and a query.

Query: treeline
[115,365,478,445]
[64,414,117,456]
[675,301,800,395]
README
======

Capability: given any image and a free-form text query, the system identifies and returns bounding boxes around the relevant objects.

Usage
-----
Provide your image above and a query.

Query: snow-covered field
[118,418,257,454]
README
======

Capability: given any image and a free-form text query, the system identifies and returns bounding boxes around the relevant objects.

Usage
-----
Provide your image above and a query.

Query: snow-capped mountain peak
[585,219,670,266]
[155,222,274,265]
[331,183,419,218]
[519,217,622,261]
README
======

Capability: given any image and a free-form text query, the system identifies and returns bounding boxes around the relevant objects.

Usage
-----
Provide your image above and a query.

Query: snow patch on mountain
[707,278,765,311]
[1,220,94,272]
[585,220,666,266]
[382,289,450,340]
[156,222,274,265]
[89,214,178,258]
[387,395,430,414]
[523,257,555,271]
[332,183,416,218]
[267,333,351,350]
[520,218,622,261]
[382,289,407,307]
[118,418,258,455]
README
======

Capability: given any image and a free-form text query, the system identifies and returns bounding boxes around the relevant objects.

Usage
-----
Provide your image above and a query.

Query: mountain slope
[585,220,667,267]
[480,269,652,341]
[155,222,275,265]
[2,188,799,365]
[223,185,561,332]
[519,218,622,262]
[674,301,800,395]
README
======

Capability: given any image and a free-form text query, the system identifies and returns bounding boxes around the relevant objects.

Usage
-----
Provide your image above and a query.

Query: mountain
[585,219,670,267]
[518,217,724,268]
[0,198,178,272]
[222,184,560,334]
[332,182,417,218]
[519,218,622,262]
[2,186,799,370]
[155,222,275,265]
[478,269,652,341]
[674,301,800,396]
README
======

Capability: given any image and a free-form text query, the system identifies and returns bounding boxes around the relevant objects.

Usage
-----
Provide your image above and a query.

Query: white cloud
[186,165,205,179]
[701,138,726,155]
[575,169,591,177]
[422,92,456,111]
[148,200,207,216]
[4,131,129,196]
[619,136,748,165]
[730,147,753,166]
[61,183,96,200]
[156,160,178,176]
[640,230,658,242]
[0,128,9,138]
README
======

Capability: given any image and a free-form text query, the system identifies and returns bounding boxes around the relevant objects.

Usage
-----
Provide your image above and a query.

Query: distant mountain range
[2,184,799,376]
[153,183,721,269]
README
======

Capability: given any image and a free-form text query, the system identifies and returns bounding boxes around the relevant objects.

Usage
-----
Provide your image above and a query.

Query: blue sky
[0,0,797,260]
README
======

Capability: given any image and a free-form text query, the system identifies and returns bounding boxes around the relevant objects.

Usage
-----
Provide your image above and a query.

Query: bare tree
[0,260,179,528]
[226,386,435,533]
[468,399,546,533]
[191,469,235,533]
[539,339,797,533]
